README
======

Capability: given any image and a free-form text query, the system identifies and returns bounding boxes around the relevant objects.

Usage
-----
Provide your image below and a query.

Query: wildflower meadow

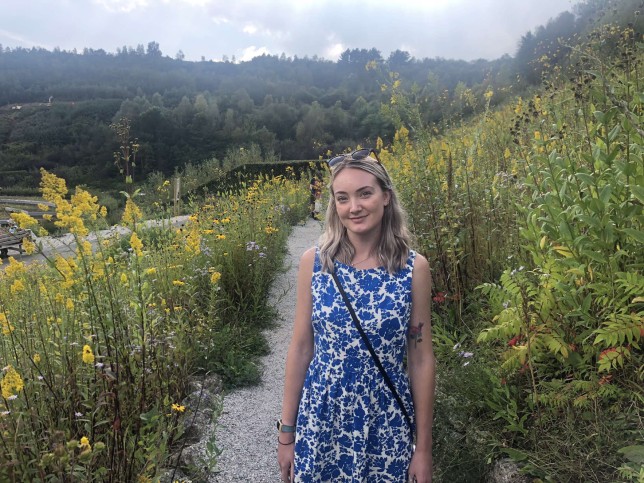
[382,23,643,481]
[0,166,310,481]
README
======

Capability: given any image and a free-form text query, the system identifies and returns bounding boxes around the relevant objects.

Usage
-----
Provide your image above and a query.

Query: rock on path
[210,218,322,482]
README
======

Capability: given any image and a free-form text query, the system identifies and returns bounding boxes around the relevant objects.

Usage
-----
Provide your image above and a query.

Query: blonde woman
[278,149,435,482]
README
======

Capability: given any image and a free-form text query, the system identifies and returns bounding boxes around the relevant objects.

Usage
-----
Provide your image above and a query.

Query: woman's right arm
[277,247,316,482]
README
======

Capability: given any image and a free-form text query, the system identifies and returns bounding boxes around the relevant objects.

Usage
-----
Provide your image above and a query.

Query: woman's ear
[384,190,391,207]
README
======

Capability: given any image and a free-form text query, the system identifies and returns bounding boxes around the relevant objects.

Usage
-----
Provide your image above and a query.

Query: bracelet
[277,436,295,446]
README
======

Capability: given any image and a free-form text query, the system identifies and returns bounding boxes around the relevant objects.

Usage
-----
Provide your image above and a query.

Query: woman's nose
[349,198,361,213]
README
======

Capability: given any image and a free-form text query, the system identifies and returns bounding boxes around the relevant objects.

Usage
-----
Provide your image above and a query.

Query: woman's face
[332,167,390,238]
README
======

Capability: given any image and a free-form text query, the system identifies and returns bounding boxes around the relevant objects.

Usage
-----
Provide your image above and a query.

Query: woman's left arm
[407,254,436,483]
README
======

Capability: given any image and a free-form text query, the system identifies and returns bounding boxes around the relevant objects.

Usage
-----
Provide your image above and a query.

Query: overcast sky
[0,0,583,62]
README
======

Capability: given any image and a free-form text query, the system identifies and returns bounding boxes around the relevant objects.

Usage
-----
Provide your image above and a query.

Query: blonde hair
[318,157,412,274]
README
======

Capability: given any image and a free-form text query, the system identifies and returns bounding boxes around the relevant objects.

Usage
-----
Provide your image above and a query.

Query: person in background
[309,172,323,220]
[278,148,436,482]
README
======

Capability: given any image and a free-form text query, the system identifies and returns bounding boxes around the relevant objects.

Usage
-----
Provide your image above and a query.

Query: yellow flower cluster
[40,168,68,201]
[10,279,25,295]
[3,258,26,278]
[40,169,104,236]
[9,212,39,230]
[122,199,143,226]
[82,345,95,364]
[22,237,36,255]
[1,365,24,399]
[0,313,14,335]
[210,271,222,284]
[54,256,78,289]
[185,228,201,254]
[130,232,144,256]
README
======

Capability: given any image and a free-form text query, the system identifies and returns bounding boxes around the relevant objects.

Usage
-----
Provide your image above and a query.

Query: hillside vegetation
[381,17,643,482]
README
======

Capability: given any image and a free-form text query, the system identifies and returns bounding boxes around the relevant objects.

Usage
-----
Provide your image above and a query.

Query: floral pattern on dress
[294,248,416,482]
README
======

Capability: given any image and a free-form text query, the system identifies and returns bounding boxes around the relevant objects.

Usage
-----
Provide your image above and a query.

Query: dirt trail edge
[210,218,323,482]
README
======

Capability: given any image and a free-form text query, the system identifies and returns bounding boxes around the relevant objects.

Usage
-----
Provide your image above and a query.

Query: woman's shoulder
[411,251,430,273]
[299,247,318,270]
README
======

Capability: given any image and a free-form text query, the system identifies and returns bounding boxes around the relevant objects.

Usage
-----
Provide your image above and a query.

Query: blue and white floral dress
[294,249,416,482]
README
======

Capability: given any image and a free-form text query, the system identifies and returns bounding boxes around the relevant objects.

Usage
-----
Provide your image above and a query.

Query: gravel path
[210,218,322,482]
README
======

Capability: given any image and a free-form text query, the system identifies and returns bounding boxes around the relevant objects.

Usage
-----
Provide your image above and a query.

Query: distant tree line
[0,0,638,189]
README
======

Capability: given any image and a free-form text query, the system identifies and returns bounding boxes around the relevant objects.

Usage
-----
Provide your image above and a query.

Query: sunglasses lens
[351,148,371,160]
[327,148,379,167]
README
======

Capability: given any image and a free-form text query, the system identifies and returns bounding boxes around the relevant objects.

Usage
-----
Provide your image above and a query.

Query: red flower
[508,336,520,347]
[432,292,446,303]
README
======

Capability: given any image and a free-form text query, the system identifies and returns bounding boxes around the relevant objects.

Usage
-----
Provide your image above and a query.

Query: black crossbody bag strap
[331,270,413,436]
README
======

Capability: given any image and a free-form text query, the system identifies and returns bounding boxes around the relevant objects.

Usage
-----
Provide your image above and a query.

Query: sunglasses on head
[327,148,381,167]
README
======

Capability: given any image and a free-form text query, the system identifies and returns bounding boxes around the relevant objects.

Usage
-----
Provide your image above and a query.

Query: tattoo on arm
[408,322,424,348]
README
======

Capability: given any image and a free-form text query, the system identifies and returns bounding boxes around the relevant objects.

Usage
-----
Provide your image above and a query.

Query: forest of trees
[0,0,640,190]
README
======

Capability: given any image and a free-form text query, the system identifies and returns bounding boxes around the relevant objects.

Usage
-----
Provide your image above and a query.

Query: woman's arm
[277,247,316,482]
[407,254,436,483]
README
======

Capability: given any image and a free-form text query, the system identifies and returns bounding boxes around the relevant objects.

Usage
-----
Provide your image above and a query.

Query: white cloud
[239,45,270,61]
[243,24,258,35]
[93,0,149,13]
[324,43,345,61]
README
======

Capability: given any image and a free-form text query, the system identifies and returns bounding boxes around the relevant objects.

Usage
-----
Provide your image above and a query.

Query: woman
[278,149,435,482]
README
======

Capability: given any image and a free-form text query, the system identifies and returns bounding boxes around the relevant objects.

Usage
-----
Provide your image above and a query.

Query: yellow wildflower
[185,229,201,254]
[265,226,279,235]
[130,232,143,256]
[120,273,128,284]
[82,345,95,364]
[80,240,92,256]
[171,403,186,413]
[10,212,39,230]
[79,436,91,451]
[55,256,77,289]
[66,298,75,311]
[210,271,222,284]
[4,257,26,278]
[40,168,68,203]
[122,199,143,226]
[33,354,41,364]
[10,280,25,295]
[216,234,226,240]
[1,366,24,399]
[22,237,36,255]
[145,267,157,275]
[172,280,185,286]
[0,313,14,335]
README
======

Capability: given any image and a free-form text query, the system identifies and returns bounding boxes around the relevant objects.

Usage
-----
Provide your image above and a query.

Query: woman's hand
[277,436,295,482]
[408,448,433,483]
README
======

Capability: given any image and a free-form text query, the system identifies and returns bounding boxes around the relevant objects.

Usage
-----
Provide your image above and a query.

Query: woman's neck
[348,235,378,261]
